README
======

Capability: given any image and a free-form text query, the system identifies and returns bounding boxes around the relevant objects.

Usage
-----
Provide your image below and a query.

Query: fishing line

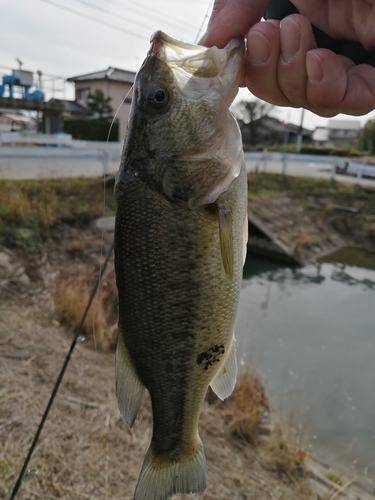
[10,11,209,494]
[101,85,134,235]
[194,0,214,43]
[94,87,133,348]
[107,85,134,145]
[9,241,114,500]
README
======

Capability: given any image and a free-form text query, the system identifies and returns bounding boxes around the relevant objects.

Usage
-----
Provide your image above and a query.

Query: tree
[358,119,375,153]
[233,99,275,146]
[86,89,113,120]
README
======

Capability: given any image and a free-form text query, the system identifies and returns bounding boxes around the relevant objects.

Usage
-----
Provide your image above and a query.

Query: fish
[114,30,248,500]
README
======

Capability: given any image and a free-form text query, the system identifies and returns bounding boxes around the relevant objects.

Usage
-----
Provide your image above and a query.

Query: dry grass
[207,370,270,445]
[2,172,374,499]
[291,233,322,253]
[262,424,306,479]
[247,172,375,257]
[0,181,56,227]
[54,267,118,351]
[0,178,116,253]
[0,302,324,500]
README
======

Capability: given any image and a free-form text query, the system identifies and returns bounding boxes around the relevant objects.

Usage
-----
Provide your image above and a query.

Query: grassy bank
[247,172,375,262]
[0,178,116,253]
[0,304,322,500]
[248,172,375,211]
[1,174,375,499]
[2,173,374,256]
[2,173,374,348]
[2,302,373,499]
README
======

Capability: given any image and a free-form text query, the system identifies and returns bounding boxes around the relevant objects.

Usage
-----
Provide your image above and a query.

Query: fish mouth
[149,30,244,83]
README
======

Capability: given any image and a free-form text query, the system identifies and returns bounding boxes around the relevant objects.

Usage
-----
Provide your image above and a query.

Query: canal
[236,248,375,488]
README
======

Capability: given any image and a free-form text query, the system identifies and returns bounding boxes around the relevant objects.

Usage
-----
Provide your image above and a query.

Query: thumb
[199,0,267,47]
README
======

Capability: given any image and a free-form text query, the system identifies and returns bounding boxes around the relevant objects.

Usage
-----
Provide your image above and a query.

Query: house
[67,67,136,141]
[312,119,361,147]
[238,115,312,147]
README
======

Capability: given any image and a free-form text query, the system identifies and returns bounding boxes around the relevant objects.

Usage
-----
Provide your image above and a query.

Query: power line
[69,0,168,36]
[110,0,197,34]
[38,0,149,41]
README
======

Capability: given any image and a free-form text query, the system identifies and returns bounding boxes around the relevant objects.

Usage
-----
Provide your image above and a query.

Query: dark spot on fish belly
[197,344,225,370]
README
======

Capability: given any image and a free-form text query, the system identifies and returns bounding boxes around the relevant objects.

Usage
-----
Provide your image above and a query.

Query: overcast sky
[1,0,375,132]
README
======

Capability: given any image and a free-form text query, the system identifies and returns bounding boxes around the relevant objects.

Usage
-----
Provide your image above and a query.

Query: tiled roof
[67,67,136,84]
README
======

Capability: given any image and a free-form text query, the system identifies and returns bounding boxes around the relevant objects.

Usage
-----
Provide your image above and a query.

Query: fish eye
[146,84,171,111]
[154,89,166,102]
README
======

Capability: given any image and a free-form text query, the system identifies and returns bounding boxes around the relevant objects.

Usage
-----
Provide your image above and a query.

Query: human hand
[200,0,375,117]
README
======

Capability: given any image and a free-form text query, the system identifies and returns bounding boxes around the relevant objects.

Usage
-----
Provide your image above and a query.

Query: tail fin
[134,437,207,500]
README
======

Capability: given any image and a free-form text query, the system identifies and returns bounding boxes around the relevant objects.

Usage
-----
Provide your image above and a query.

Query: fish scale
[114,31,247,500]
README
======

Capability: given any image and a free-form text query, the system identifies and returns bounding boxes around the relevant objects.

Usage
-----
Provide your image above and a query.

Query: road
[0,144,122,180]
[0,157,120,179]
[0,148,375,188]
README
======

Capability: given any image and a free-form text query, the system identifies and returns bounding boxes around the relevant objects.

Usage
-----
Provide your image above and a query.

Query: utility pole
[296,108,305,153]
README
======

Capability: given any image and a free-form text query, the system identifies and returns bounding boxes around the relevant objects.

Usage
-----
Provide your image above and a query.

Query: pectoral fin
[115,330,145,427]
[218,207,233,279]
[210,336,237,400]
[243,211,248,266]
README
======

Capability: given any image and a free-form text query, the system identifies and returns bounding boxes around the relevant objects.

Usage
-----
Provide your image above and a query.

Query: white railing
[0,132,73,147]
[244,151,375,182]
[0,133,124,179]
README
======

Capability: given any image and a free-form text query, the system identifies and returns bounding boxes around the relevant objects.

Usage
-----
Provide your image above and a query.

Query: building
[239,115,313,147]
[312,119,361,147]
[0,109,35,132]
[67,67,136,141]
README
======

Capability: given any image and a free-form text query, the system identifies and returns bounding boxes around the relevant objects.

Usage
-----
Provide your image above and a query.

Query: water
[236,248,375,487]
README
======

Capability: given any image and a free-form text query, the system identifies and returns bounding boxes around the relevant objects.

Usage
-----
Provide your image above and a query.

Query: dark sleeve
[264,0,375,67]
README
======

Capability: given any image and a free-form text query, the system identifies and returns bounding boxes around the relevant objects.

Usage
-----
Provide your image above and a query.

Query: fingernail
[306,52,323,83]
[280,17,301,62]
[247,31,271,65]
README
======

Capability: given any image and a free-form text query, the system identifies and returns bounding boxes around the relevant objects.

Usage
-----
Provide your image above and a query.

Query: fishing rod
[9,240,114,500]
[9,69,132,500]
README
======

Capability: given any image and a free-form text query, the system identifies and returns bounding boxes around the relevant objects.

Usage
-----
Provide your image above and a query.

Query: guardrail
[0,135,124,179]
[244,151,375,180]
[347,161,375,179]
[0,132,73,146]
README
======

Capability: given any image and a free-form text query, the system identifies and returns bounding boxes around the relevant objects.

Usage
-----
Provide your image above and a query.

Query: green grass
[2,173,374,253]
[324,471,342,485]
[247,172,375,214]
[0,178,116,252]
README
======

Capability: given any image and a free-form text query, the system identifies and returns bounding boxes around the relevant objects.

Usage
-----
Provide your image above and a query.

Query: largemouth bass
[114,31,247,500]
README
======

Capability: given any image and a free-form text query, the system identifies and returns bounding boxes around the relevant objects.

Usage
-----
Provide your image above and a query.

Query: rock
[93,216,115,232]
[0,247,31,287]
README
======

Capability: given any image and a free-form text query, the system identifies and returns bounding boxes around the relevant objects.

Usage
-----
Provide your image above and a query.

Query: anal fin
[115,330,145,427]
[210,336,237,400]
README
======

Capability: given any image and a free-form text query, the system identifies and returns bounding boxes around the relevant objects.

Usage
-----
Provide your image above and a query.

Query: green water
[236,248,375,488]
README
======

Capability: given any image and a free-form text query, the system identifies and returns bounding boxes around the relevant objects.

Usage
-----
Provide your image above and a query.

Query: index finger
[199,0,267,48]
